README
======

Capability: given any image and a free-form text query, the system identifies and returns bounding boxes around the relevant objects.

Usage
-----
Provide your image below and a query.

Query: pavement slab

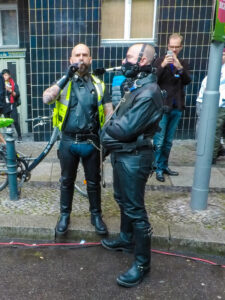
[170,166,225,188]
[0,139,225,255]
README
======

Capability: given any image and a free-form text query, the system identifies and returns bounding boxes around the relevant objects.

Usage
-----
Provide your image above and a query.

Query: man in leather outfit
[43,44,113,236]
[100,44,164,287]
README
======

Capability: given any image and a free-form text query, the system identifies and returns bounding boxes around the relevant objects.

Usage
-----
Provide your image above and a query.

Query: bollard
[5,127,19,200]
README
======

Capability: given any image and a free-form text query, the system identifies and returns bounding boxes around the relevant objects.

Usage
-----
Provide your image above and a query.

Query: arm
[154,57,167,80]
[106,95,157,141]
[102,85,113,120]
[0,133,6,144]
[43,63,79,104]
[175,59,192,85]
[43,84,61,104]
[104,102,113,121]
[14,83,20,98]
[196,77,207,103]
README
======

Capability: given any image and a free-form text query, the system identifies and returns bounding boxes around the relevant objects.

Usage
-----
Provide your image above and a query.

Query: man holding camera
[153,33,192,182]
[43,43,113,236]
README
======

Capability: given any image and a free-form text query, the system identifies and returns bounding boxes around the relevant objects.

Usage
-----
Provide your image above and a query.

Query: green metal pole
[191,41,224,210]
[6,127,19,201]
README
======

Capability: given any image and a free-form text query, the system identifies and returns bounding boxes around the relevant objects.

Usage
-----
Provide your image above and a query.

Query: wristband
[56,75,69,90]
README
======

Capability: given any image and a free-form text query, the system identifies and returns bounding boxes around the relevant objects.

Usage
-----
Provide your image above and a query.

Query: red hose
[0,241,224,268]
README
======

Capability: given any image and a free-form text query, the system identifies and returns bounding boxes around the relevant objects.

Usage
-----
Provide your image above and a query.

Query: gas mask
[121,44,156,78]
[121,61,140,78]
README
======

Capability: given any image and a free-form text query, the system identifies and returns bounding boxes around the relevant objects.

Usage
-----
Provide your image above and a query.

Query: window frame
[101,0,158,46]
[0,3,19,48]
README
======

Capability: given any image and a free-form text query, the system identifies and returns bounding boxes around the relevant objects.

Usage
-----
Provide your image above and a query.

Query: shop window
[101,0,157,45]
[0,4,19,47]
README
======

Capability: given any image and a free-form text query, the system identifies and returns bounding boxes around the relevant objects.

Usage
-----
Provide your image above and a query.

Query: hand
[161,54,174,68]
[172,55,183,71]
[0,133,6,144]
[66,63,79,78]
[56,63,80,90]
[6,86,12,93]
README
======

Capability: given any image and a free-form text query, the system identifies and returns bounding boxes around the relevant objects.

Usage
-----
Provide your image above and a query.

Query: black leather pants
[111,149,154,234]
[58,139,101,215]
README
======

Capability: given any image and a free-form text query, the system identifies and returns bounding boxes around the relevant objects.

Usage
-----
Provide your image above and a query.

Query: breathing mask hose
[92,66,122,76]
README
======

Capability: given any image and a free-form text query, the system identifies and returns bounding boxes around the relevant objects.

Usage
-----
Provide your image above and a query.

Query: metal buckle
[134,79,142,88]
[137,265,144,271]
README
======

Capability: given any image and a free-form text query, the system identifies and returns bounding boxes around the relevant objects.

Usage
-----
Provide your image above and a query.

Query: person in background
[2,69,22,142]
[43,43,113,236]
[196,48,225,164]
[153,33,192,182]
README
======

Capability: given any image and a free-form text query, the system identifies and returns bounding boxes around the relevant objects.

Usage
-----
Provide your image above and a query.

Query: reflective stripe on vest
[91,74,105,129]
[52,76,105,130]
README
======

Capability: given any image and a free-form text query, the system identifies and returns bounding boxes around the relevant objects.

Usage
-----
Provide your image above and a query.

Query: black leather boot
[88,186,108,235]
[101,232,133,252]
[91,213,108,235]
[101,210,133,252]
[55,189,73,235]
[56,214,70,235]
[117,223,152,287]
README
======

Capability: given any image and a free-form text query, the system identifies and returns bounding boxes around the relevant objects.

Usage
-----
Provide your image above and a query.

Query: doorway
[0,52,28,134]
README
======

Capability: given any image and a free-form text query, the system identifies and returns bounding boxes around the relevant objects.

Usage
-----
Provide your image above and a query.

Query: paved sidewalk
[0,139,225,255]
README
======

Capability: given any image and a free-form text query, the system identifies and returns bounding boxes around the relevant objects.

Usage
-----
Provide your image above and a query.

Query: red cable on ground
[0,241,100,247]
[0,241,224,268]
[151,249,225,268]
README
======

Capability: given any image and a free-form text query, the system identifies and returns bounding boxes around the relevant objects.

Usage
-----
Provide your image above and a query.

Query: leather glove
[66,63,80,78]
[56,63,80,89]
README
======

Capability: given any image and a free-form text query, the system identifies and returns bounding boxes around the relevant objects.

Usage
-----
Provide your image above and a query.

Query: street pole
[6,127,19,201]
[191,41,224,210]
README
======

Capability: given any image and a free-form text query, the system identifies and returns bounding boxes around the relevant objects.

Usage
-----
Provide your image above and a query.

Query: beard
[78,62,89,75]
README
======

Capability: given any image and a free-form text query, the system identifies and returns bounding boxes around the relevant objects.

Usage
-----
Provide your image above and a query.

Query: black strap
[137,44,147,64]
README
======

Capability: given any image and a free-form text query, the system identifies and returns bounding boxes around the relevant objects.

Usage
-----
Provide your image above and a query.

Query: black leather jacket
[100,72,164,152]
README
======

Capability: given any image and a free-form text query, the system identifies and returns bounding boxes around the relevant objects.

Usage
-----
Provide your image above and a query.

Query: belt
[62,132,98,142]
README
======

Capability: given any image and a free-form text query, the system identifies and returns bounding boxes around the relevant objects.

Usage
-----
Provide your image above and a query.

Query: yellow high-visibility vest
[52,74,105,131]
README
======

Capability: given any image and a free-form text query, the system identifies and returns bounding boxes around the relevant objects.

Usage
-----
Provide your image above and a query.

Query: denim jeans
[153,109,182,171]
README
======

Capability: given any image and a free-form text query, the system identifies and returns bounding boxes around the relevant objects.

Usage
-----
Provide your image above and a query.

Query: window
[101,0,157,45]
[0,4,19,47]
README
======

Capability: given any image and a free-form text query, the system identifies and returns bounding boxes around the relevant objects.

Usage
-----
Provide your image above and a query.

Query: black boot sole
[93,227,108,235]
[91,220,108,235]
[55,227,69,236]
[117,277,143,288]
[101,240,133,253]
[116,269,150,288]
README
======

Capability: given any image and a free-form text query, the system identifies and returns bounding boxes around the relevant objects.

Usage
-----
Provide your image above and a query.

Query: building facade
[0,0,213,140]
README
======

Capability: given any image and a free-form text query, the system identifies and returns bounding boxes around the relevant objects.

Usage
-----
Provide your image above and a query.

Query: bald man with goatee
[43,43,113,236]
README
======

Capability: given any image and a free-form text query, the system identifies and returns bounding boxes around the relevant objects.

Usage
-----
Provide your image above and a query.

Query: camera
[166,50,173,56]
